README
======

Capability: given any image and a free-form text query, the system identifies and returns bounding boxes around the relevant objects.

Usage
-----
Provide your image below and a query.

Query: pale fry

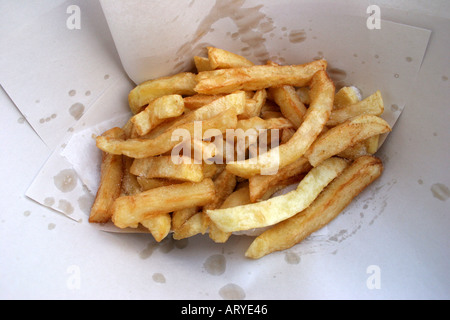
[131,94,184,136]
[327,90,383,126]
[207,46,254,69]
[96,108,238,159]
[206,157,348,233]
[226,70,335,178]
[245,156,383,259]
[248,156,311,203]
[128,72,197,114]
[130,156,204,182]
[89,127,125,223]
[195,60,327,95]
[112,178,216,229]
[306,114,391,167]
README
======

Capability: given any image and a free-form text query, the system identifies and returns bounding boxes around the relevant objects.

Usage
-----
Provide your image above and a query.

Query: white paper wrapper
[23,0,431,254]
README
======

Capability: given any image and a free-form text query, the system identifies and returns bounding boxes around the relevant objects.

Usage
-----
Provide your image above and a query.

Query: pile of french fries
[89,47,391,259]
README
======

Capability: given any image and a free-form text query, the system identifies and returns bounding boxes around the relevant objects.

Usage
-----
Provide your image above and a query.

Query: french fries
[226,70,335,178]
[89,46,392,258]
[89,127,125,223]
[306,114,391,167]
[112,178,215,229]
[245,156,383,259]
[206,157,348,232]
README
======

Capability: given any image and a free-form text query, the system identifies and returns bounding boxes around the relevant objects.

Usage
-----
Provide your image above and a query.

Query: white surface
[0,0,449,300]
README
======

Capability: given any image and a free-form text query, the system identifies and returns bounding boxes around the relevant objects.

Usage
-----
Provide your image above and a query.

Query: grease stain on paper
[48,223,56,230]
[288,29,307,43]
[44,197,55,206]
[431,183,450,201]
[58,199,74,215]
[23,210,31,217]
[54,169,77,193]
[284,251,300,265]
[203,254,226,275]
[219,283,246,300]
[69,103,85,120]
[152,273,166,284]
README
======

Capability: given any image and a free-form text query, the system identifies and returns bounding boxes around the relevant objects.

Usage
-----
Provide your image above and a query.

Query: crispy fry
[128,72,197,114]
[327,90,383,126]
[306,114,391,167]
[131,94,184,136]
[203,169,237,243]
[333,86,361,109]
[195,60,327,95]
[172,210,208,240]
[141,213,171,242]
[194,56,213,72]
[112,178,216,229]
[183,94,225,110]
[89,127,125,223]
[207,157,348,232]
[269,85,307,128]
[226,70,335,178]
[245,156,383,259]
[207,46,254,69]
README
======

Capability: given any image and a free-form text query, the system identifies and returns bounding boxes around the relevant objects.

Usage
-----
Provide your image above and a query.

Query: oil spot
[139,241,159,259]
[328,67,347,82]
[35,99,40,104]
[219,283,246,300]
[44,197,55,206]
[374,54,379,59]
[418,179,423,185]
[53,169,77,193]
[431,183,450,201]
[23,210,31,217]
[203,254,226,276]
[85,90,91,96]
[69,103,85,121]
[48,223,56,230]
[104,74,110,80]
[328,229,347,242]
[58,199,74,215]
[353,53,358,58]
[68,90,76,97]
[442,76,448,81]
[284,251,300,264]
[405,57,413,62]
[391,104,399,112]
[289,29,307,43]
[17,117,25,124]
[394,73,400,78]
[152,273,166,283]
[433,132,438,137]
